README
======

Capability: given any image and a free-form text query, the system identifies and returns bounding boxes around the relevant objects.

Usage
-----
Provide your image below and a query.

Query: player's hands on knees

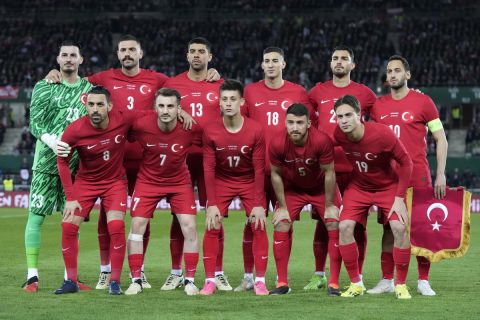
[63,200,82,222]
[272,207,291,226]
[388,197,409,225]
[250,206,267,230]
[206,68,221,82]
[324,205,340,221]
[178,110,196,130]
[206,205,222,230]
[44,69,62,84]
[56,140,71,157]
[434,173,447,200]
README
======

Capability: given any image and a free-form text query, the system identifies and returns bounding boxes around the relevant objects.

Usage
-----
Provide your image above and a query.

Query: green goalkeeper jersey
[30,78,92,174]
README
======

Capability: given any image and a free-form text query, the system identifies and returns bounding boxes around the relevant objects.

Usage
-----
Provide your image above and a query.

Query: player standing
[46,35,217,289]
[55,86,138,295]
[269,104,341,295]
[333,95,413,299]
[125,88,201,296]
[368,55,448,296]
[199,80,269,296]
[237,47,317,292]
[305,45,376,290]
[23,41,92,292]
[161,37,228,291]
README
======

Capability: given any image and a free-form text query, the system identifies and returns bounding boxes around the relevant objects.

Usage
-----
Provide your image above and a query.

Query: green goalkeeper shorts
[29,171,66,216]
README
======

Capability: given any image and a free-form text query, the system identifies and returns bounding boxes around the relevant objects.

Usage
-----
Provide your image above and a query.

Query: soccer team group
[22,35,448,299]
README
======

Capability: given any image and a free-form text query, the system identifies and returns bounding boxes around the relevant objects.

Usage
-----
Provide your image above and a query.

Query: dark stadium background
[0,0,479,212]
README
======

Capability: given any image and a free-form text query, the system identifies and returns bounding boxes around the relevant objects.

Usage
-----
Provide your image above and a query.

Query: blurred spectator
[3,174,13,191]
[20,157,31,184]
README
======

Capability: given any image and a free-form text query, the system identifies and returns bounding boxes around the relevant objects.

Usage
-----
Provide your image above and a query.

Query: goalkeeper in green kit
[23,40,92,292]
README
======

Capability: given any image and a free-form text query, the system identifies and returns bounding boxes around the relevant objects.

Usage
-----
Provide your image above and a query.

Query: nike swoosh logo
[120,202,126,206]
[380,115,388,119]
[113,86,123,90]
[87,144,97,149]
[334,244,339,247]
[261,256,268,260]
[216,147,225,151]
[181,95,189,99]
[321,99,330,104]
[187,269,196,272]
[62,247,70,252]
[255,102,265,107]
[146,143,155,147]
[191,205,197,209]
[203,256,212,260]
[284,159,295,163]
[274,241,283,245]
[114,245,124,250]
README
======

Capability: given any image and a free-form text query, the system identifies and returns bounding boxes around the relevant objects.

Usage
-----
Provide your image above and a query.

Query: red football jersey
[333,122,412,197]
[58,111,139,200]
[88,68,169,160]
[243,80,316,174]
[309,80,377,173]
[370,90,440,187]
[269,127,334,192]
[129,114,202,187]
[203,117,265,206]
[164,72,224,127]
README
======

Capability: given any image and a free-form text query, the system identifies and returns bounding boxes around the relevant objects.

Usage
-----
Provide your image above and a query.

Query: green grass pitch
[0,209,478,320]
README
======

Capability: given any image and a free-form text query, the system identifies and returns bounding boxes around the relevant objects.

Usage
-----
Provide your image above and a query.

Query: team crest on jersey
[139,84,152,95]
[80,93,87,105]
[114,135,124,143]
[401,111,414,122]
[206,91,218,102]
[281,100,292,110]
[171,144,184,152]
[365,153,378,160]
[240,145,250,154]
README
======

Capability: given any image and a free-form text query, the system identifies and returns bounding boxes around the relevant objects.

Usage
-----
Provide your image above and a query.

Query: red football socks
[97,207,110,266]
[417,256,431,280]
[381,251,395,280]
[184,252,199,278]
[128,253,143,279]
[313,222,328,273]
[327,230,341,286]
[252,224,268,277]
[203,228,220,278]
[273,231,290,285]
[215,225,225,272]
[242,222,255,274]
[339,242,361,283]
[393,246,411,285]
[354,225,367,275]
[107,220,126,282]
[62,222,79,282]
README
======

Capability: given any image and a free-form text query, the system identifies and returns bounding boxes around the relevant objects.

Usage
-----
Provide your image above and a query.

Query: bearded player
[368,55,448,296]
[305,45,376,290]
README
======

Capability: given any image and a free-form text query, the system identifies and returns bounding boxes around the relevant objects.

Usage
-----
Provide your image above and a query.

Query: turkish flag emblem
[407,187,471,262]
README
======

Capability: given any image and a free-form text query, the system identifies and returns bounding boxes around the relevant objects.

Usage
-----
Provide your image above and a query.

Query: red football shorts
[341,185,401,228]
[283,185,342,222]
[379,178,432,226]
[130,182,196,218]
[186,152,206,207]
[211,180,265,217]
[72,179,128,218]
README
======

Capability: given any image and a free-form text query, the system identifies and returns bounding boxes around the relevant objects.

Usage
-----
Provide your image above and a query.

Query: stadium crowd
[0,15,479,88]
